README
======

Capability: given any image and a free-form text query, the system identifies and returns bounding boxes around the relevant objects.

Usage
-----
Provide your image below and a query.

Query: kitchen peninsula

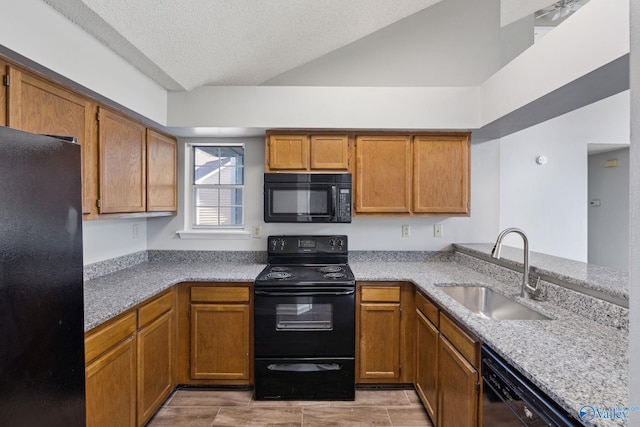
[84,246,628,427]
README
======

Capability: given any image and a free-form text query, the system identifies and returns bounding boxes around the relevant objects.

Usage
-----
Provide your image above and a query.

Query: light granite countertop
[454,243,629,305]
[84,258,628,427]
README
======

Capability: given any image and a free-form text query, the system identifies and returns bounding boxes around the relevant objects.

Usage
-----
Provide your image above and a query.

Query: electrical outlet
[132,223,140,239]
[434,223,443,238]
[252,225,262,238]
[402,225,410,237]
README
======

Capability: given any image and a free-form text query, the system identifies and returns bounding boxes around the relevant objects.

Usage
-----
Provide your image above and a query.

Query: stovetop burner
[323,272,347,279]
[318,266,343,273]
[256,235,354,286]
[264,271,294,280]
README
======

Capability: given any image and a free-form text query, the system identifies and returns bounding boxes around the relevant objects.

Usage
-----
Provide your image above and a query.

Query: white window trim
[176,142,250,240]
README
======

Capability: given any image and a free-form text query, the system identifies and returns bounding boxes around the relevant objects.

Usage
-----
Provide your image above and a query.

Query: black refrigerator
[0,126,86,426]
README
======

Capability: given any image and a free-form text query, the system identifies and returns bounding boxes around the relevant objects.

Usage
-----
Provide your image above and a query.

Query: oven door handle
[267,362,343,372]
[255,289,355,297]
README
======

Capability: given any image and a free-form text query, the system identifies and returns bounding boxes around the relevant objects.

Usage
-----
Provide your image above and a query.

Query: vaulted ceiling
[40,0,556,92]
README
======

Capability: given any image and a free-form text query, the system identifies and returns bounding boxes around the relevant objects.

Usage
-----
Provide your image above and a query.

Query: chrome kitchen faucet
[491,228,544,300]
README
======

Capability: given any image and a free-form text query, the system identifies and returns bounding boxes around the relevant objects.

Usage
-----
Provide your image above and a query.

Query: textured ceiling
[39,0,561,92]
[41,0,444,90]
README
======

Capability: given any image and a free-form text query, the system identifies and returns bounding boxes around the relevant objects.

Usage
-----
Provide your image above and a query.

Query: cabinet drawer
[138,290,174,328]
[439,313,480,368]
[416,292,439,327]
[361,286,400,303]
[85,311,137,364]
[191,286,250,303]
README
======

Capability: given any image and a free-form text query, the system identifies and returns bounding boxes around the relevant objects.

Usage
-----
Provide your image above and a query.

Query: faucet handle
[529,276,547,301]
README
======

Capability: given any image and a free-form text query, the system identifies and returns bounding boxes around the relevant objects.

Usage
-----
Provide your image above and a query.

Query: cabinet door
[437,335,479,427]
[191,303,250,380]
[137,309,174,426]
[413,135,470,214]
[267,134,309,170]
[355,135,411,213]
[0,61,6,127]
[86,336,136,427]
[146,129,177,212]
[415,310,439,422]
[6,66,95,214]
[98,107,146,213]
[310,134,349,170]
[358,302,401,379]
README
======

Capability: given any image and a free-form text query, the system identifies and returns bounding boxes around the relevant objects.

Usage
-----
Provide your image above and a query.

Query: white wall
[481,0,629,126]
[146,137,500,252]
[0,0,173,265]
[168,86,481,131]
[82,218,147,264]
[629,0,639,417]
[497,91,630,261]
[0,0,167,124]
[588,148,630,271]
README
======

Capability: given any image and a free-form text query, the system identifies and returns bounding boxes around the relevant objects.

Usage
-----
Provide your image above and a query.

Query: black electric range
[254,235,356,401]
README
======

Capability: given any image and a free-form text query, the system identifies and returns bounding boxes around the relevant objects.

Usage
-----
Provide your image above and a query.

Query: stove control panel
[267,235,348,254]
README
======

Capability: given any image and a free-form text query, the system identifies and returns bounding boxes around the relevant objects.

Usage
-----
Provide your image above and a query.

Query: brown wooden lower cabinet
[190,302,250,380]
[437,334,479,427]
[414,291,481,427]
[84,281,484,426]
[175,283,253,385]
[85,312,137,427]
[86,336,137,427]
[84,290,176,427]
[136,291,175,426]
[356,282,414,384]
[415,309,439,422]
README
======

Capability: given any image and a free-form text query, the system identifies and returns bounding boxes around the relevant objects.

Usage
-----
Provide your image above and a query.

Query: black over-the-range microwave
[263,173,352,223]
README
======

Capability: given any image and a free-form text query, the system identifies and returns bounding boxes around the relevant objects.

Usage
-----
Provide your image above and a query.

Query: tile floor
[147,388,434,426]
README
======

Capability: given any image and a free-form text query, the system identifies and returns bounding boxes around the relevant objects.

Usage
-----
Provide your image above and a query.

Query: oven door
[254,286,355,358]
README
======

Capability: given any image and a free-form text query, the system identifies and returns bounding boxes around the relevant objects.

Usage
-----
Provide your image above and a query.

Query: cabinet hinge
[96,112,100,121]
[96,199,101,208]
[2,75,8,87]
[475,382,480,394]
[187,309,191,319]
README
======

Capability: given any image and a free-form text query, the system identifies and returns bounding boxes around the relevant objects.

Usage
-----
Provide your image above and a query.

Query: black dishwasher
[482,345,581,426]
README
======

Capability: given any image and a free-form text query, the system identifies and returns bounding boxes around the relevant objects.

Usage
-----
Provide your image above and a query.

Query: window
[189,144,244,228]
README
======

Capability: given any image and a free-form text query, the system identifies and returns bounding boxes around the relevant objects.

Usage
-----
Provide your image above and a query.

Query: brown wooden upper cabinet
[355,133,470,216]
[355,135,412,214]
[5,65,95,214]
[413,135,470,215]
[1,56,178,219]
[310,134,349,170]
[97,107,147,214]
[146,129,177,212]
[266,133,349,172]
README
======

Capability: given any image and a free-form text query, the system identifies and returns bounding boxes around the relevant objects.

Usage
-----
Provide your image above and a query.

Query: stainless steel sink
[437,285,551,320]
